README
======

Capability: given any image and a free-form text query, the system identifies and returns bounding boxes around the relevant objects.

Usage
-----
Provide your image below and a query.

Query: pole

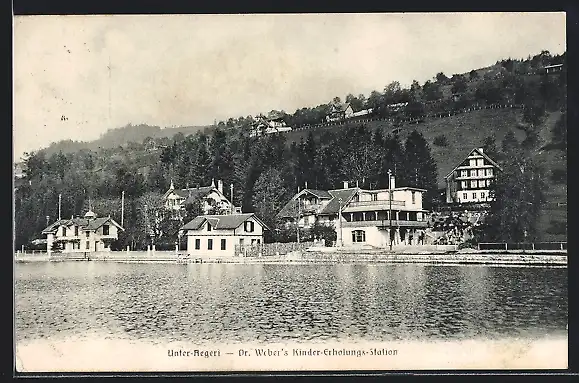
[58,194,62,220]
[121,191,125,227]
[338,198,343,247]
[296,198,300,244]
[388,169,393,252]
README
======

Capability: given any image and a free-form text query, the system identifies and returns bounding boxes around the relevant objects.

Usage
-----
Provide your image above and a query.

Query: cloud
[13,13,566,161]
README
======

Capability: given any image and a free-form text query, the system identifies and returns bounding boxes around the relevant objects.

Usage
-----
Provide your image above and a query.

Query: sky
[13,12,566,161]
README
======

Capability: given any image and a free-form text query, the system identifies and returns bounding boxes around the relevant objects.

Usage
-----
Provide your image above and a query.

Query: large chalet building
[444,147,502,204]
[277,174,429,247]
[161,179,238,220]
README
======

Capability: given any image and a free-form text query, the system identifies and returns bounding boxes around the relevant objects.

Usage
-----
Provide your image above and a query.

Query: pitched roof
[42,216,123,234]
[320,188,359,214]
[173,186,214,199]
[301,189,332,199]
[444,147,503,179]
[276,187,359,219]
[180,213,269,232]
[329,103,351,113]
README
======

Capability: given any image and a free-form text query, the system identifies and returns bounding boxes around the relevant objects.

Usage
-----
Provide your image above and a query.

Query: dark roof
[42,216,123,234]
[320,188,359,215]
[180,216,205,231]
[180,213,269,231]
[276,187,359,219]
[173,186,214,199]
[302,189,332,199]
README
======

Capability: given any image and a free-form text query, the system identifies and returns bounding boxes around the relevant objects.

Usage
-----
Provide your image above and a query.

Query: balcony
[342,220,427,228]
[343,200,407,213]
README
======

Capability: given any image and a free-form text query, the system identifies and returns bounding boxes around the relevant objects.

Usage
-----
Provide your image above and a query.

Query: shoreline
[14,249,567,266]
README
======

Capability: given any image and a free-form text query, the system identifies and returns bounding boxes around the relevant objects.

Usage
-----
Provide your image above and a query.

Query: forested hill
[40,123,212,157]
[15,49,567,249]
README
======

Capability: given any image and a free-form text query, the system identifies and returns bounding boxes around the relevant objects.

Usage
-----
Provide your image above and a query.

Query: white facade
[445,148,501,204]
[183,214,265,257]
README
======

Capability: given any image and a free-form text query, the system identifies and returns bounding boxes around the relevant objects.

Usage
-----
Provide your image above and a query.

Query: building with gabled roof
[179,213,268,257]
[444,147,503,204]
[277,175,430,248]
[41,208,124,254]
[326,103,354,122]
[161,179,237,220]
[249,114,292,137]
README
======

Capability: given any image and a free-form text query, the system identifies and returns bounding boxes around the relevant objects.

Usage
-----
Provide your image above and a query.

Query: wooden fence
[478,242,567,251]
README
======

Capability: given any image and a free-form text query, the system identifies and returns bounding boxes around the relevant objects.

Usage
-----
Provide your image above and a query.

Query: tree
[422,80,442,101]
[451,75,468,94]
[483,154,547,242]
[469,69,479,80]
[551,111,567,148]
[252,168,289,229]
[436,72,449,84]
[481,134,499,160]
[402,131,439,208]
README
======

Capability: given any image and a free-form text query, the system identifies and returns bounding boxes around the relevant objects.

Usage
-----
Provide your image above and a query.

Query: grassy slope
[286,107,566,242]
[287,108,526,187]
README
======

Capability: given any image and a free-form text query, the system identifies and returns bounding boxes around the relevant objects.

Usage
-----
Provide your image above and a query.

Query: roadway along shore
[14,249,567,266]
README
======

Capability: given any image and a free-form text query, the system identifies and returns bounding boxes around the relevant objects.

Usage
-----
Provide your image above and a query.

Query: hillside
[41,123,212,156]
[286,107,527,187]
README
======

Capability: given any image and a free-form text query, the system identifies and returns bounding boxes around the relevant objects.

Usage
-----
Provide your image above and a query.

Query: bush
[433,134,449,147]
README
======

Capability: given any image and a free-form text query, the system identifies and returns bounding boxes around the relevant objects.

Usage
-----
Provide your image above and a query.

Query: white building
[277,175,429,248]
[250,115,292,137]
[444,147,502,204]
[179,213,268,257]
[41,209,124,254]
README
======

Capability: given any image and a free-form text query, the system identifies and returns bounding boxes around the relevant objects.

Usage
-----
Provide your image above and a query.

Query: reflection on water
[15,263,567,345]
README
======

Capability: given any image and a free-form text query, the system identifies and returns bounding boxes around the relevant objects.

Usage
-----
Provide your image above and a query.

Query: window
[207,239,213,250]
[102,225,109,235]
[461,170,468,177]
[304,216,309,225]
[411,191,416,204]
[461,181,467,189]
[244,221,255,232]
[472,192,477,199]
[372,193,378,201]
[470,170,476,177]
[195,239,200,250]
[481,192,486,199]
[207,223,212,232]
[62,227,67,237]
[463,193,468,200]
[85,231,90,238]
[86,241,90,250]
[352,230,366,243]
[74,226,79,237]
[477,159,483,166]
[469,159,476,167]
[221,238,226,250]
[488,168,493,176]
[239,238,244,246]
[251,239,257,245]
[477,169,483,177]
[470,180,477,188]
[257,239,261,244]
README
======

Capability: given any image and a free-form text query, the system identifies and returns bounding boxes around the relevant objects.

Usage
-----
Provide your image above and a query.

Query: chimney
[389,174,396,189]
[479,147,484,153]
[305,181,308,189]
[218,180,223,194]
[211,179,216,188]
[356,180,359,188]
[343,181,349,189]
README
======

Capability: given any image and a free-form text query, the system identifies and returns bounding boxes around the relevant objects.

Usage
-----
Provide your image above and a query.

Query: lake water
[14,262,568,346]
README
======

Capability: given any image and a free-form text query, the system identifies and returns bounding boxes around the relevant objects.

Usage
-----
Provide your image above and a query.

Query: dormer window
[244,221,255,232]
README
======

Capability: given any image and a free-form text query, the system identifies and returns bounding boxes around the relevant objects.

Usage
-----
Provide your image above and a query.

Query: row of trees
[15,124,439,249]
[212,50,565,130]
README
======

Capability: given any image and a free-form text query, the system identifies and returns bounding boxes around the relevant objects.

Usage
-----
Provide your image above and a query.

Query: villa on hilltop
[41,209,124,254]
[444,147,502,205]
[161,179,239,220]
[250,114,292,137]
[325,103,373,122]
[277,174,429,247]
